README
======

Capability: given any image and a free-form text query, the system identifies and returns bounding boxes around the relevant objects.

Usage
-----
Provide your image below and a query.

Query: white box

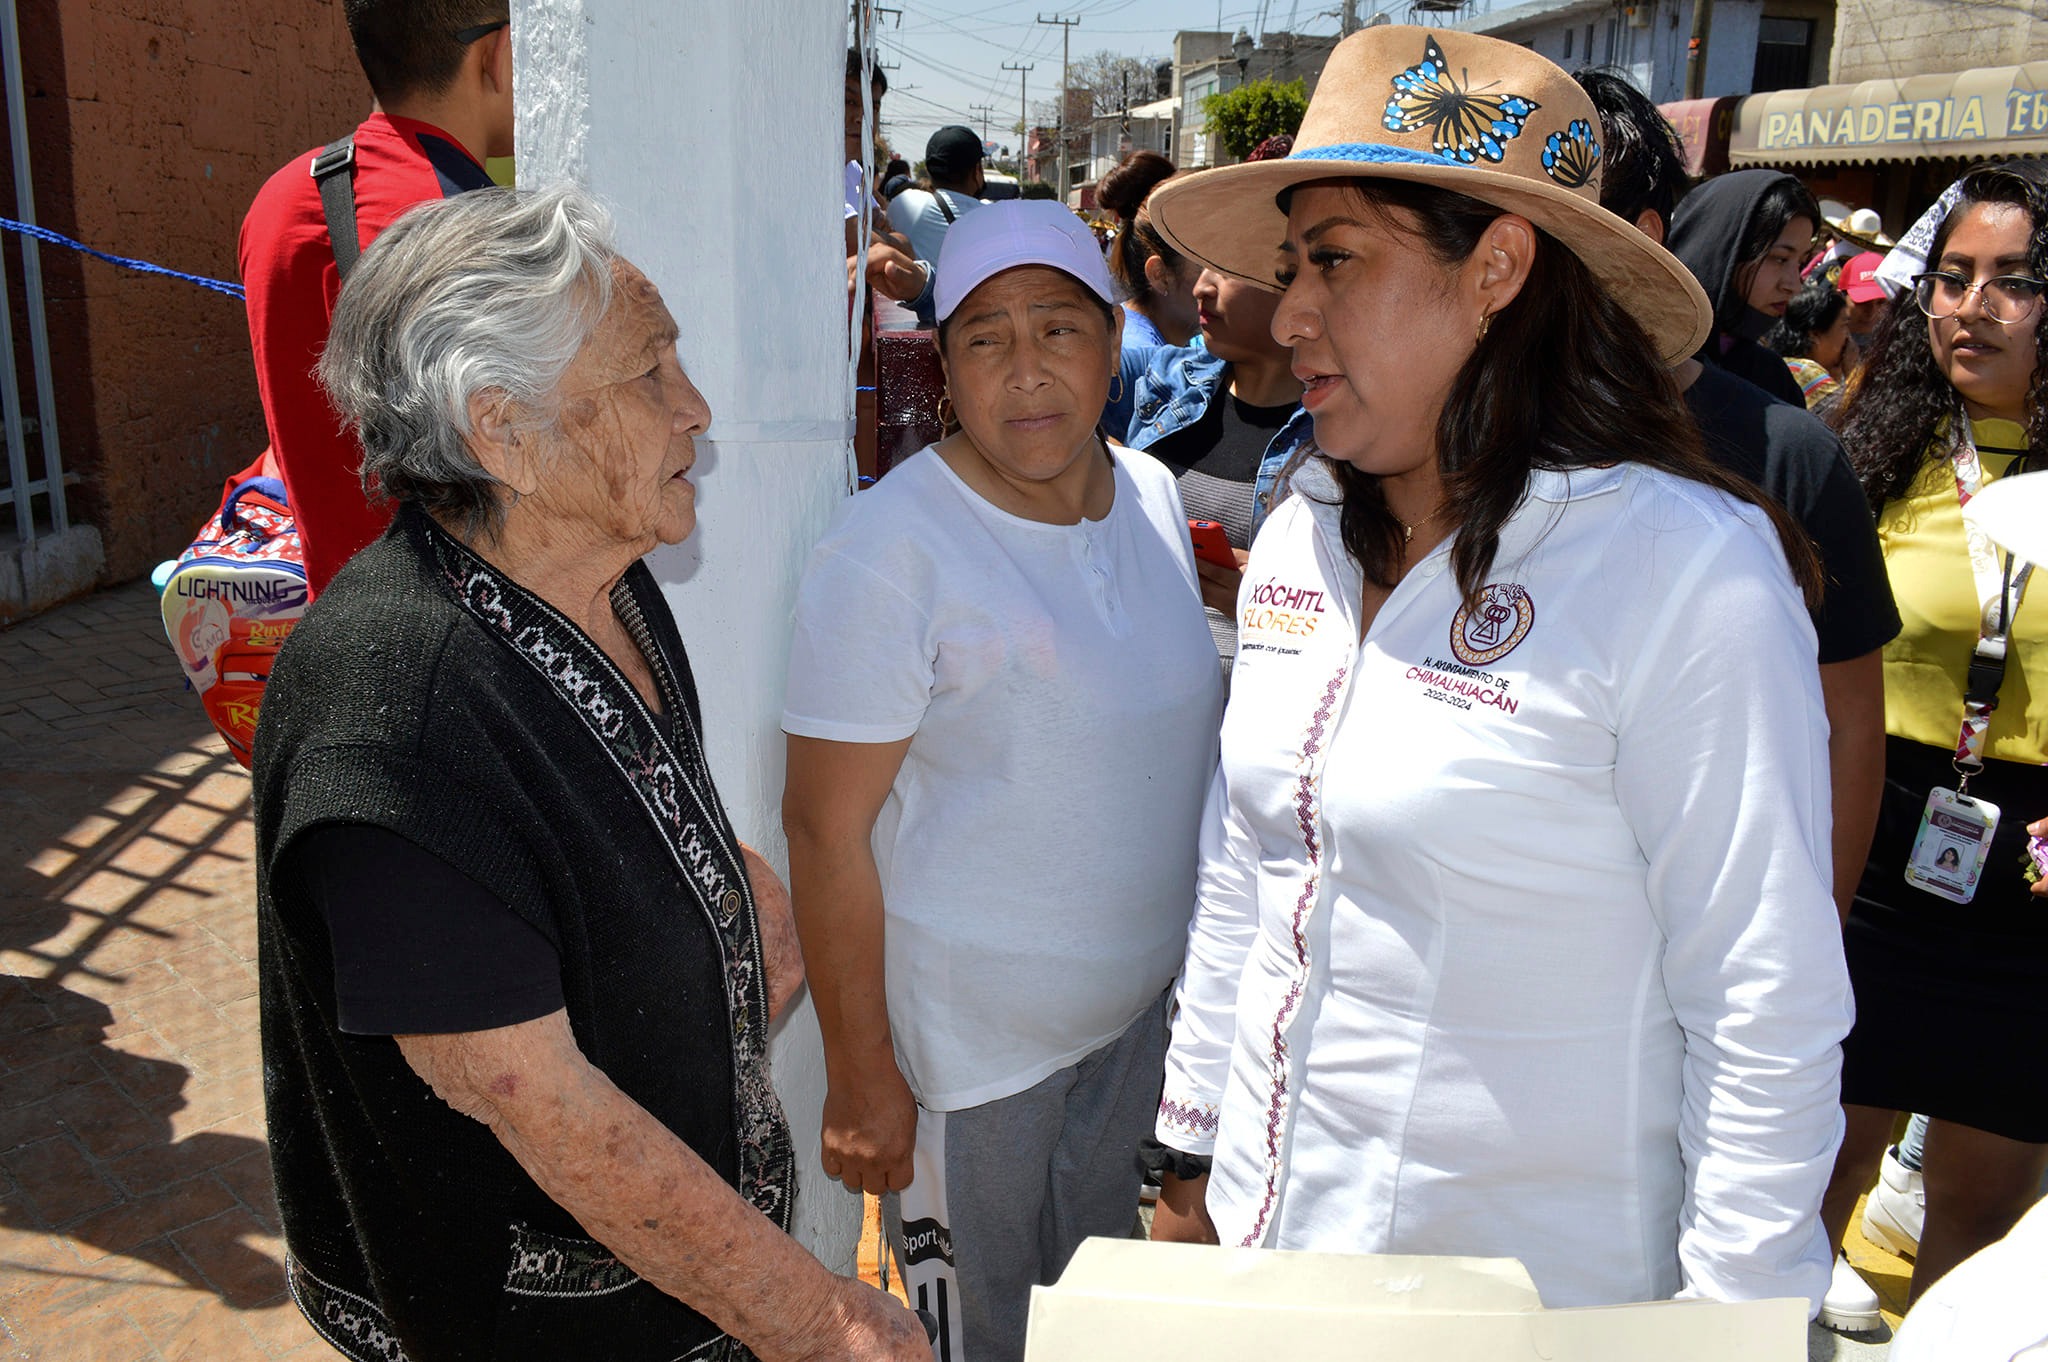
[1024,1239,1805,1360]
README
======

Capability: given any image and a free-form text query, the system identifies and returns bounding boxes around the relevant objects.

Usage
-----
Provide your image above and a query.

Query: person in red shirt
[241,3,513,594]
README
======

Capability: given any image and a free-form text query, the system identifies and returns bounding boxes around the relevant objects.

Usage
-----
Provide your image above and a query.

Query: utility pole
[1038,13,1079,203]
[1120,69,1130,146]
[1003,61,1035,182]
[1685,0,1714,99]
[970,103,994,161]
[1341,0,1360,36]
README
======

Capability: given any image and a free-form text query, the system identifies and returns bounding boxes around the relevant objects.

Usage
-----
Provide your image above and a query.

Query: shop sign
[1732,63,2048,164]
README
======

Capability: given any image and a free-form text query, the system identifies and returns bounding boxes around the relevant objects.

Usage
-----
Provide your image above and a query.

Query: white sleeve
[845,160,864,220]
[1157,760,1260,1154]
[782,546,935,743]
[1612,516,1851,1313]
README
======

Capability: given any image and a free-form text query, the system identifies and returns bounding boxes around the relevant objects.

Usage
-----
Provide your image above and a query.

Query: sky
[868,0,1355,165]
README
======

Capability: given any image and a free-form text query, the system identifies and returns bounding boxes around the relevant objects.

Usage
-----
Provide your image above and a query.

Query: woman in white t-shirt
[782,200,1221,1362]
[1140,28,1852,1315]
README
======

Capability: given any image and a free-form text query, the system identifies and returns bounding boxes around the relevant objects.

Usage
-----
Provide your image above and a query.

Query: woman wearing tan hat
[1145,27,1850,1313]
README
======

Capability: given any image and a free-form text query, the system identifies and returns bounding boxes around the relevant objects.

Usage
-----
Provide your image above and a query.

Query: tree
[1202,77,1308,162]
[1030,49,1166,125]
[1070,50,1165,117]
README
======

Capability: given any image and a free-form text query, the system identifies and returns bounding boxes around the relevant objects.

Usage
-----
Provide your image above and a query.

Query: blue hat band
[1286,142,1452,168]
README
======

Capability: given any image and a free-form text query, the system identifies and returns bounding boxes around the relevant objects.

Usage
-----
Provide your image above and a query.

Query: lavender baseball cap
[933,200,1114,323]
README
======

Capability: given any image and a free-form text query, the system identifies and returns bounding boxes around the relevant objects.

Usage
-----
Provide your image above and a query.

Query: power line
[890,88,984,117]
[880,31,1018,101]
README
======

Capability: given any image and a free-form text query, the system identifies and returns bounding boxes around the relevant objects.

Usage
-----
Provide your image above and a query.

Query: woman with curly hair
[1820,159,2048,1319]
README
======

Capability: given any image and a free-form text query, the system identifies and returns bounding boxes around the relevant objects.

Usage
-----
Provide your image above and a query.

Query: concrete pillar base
[0,525,107,627]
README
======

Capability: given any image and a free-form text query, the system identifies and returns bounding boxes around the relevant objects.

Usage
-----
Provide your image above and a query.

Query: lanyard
[1950,417,2033,791]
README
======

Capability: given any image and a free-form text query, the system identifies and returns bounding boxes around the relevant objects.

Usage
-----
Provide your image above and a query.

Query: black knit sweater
[252,506,793,1362]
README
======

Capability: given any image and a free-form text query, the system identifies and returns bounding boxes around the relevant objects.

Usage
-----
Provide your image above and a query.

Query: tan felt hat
[1148,26,1713,364]
[1821,201,1895,252]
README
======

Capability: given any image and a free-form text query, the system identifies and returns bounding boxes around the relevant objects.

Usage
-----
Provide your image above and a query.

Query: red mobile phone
[1188,519,1236,570]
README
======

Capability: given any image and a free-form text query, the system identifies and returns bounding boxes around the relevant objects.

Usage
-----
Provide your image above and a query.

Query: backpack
[158,453,307,765]
[157,134,360,766]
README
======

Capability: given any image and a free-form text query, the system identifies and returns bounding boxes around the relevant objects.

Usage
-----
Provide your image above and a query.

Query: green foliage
[1201,78,1308,162]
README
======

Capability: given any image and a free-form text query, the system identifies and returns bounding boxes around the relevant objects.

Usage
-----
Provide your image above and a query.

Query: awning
[1659,96,1738,177]
[1731,61,2048,166]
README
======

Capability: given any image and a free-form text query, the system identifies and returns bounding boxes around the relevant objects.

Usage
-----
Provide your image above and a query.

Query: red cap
[1841,252,1888,303]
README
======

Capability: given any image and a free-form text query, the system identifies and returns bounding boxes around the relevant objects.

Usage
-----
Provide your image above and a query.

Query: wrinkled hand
[1148,1171,1219,1244]
[821,1062,917,1195]
[769,1276,932,1362]
[1196,549,1249,616]
[741,845,805,1023]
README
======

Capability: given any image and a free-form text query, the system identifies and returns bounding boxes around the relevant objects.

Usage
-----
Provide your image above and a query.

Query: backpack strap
[311,135,363,281]
[221,476,291,533]
[933,189,957,225]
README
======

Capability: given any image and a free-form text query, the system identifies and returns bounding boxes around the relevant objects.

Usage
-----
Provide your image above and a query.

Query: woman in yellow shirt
[1825,161,2048,1316]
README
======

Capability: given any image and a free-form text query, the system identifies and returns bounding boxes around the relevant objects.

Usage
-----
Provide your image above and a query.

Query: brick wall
[4,0,363,585]
[1831,0,2048,82]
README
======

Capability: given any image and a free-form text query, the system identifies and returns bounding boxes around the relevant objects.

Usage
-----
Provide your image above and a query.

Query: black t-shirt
[1685,364,1901,664]
[1144,389,1296,663]
[1147,390,1288,480]
[290,712,682,1037]
[1144,389,1297,551]
[293,823,564,1035]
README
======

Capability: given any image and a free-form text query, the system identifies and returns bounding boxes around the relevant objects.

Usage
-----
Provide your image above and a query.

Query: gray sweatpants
[885,990,1169,1362]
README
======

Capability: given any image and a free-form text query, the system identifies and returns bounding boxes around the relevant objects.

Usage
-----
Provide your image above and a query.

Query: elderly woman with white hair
[252,186,930,1362]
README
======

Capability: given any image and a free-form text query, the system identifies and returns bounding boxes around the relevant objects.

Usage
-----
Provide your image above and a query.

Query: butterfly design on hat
[1541,120,1602,189]
[1140,25,1717,365]
[1383,34,1539,166]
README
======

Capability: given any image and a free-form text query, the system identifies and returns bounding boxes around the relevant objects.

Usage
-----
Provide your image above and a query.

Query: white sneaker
[1859,1143,1924,1257]
[1819,1252,1882,1333]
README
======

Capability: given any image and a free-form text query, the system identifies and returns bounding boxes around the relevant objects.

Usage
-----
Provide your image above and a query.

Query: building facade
[1453,0,1835,103]
[1077,98,1176,199]
[3,0,363,617]
[1172,29,1340,168]
[1832,0,2048,82]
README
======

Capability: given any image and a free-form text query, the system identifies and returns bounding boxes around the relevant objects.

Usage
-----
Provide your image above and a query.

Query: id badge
[1904,786,2001,903]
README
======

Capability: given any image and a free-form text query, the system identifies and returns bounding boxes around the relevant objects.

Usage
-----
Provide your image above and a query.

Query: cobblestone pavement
[0,582,320,1360]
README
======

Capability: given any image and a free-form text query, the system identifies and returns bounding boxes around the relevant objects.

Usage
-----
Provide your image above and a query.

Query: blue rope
[1,217,246,300]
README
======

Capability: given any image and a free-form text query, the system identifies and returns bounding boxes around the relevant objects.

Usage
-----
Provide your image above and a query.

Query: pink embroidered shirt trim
[1242,663,1348,1246]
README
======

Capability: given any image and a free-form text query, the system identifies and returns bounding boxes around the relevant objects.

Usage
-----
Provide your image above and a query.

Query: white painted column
[513,0,863,1270]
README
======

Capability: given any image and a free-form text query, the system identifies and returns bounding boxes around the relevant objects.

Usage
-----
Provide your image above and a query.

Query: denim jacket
[1111,341,1315,538]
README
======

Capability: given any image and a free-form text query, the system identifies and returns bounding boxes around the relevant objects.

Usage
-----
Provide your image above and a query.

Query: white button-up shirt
[1159,459,1851,1311]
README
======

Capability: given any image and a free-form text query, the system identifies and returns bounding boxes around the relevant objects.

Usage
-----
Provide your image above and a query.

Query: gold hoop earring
[1476,312,1493,342]
[1108,372,1125,404]
[937,393,956,429]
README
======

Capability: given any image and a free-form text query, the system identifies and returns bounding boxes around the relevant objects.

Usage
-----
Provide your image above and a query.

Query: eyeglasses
[1911,270,2048,324]
[453,19,509,44]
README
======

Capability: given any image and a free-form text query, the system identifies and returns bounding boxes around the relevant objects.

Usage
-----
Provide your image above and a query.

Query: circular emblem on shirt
[1449,583,1535,667]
